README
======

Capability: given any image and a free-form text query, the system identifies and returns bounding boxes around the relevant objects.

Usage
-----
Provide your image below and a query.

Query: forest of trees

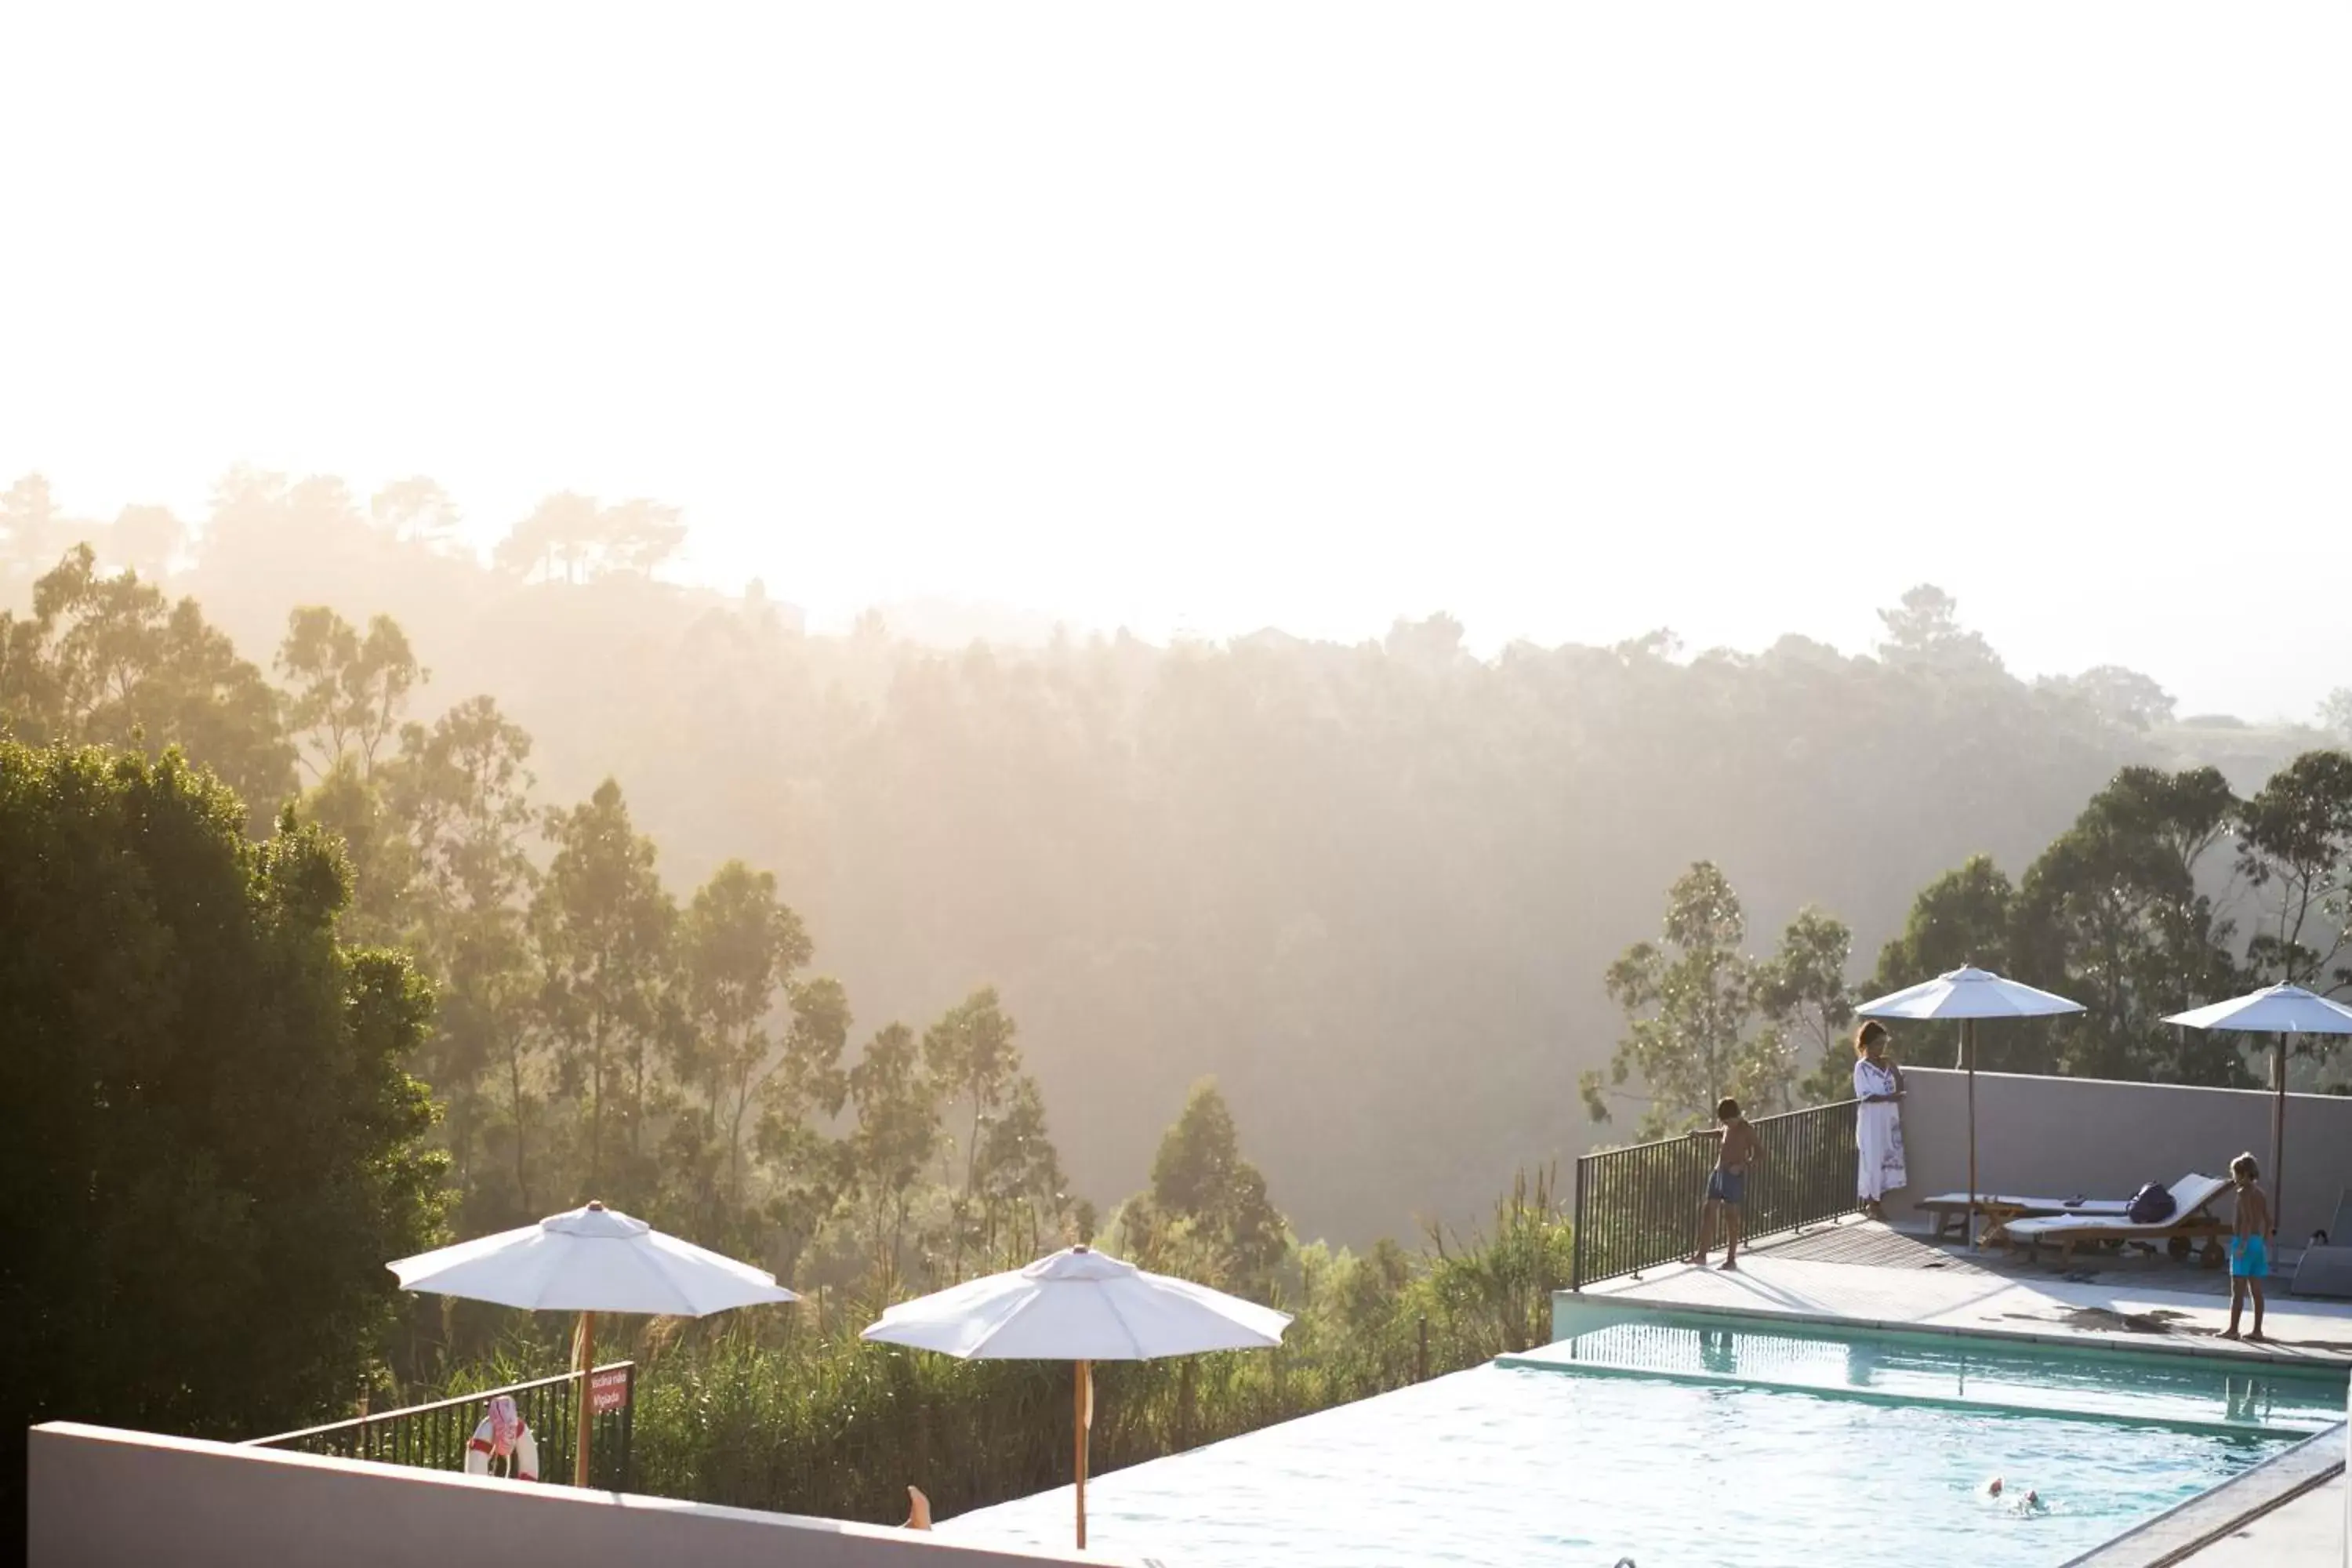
[3,729,1499,1530]
[8,463,2352,1527]
[0,545,1084,1312]
[6,466,2352,1250]
[1587,740,2352,1138]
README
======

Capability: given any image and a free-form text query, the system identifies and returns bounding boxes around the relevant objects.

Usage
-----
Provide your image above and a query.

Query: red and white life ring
[464,1414,539,1483]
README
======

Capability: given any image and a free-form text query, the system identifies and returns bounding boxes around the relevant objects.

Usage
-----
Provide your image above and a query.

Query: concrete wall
[30,1423,1102,1568]
[1896,1065,2352,1244]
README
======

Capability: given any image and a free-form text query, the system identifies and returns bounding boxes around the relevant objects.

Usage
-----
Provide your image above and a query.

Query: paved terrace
[1576,1216,2352,1367]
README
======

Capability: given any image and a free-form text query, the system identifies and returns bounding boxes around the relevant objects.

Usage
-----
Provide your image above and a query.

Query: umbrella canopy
[1856,965,2086,1022]
[390,1201,794,1486]
[2163,984,2352,1036]
[389,1200,797,1316]
[2162,985,2352,1240]
[861,1245,1290,1361]
[862,1245,1290,1550]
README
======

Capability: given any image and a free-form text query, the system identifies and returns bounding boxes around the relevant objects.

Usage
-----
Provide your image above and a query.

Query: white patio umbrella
[860,1244,1291,1550]
[2163,985,2352,1236]
[389,1200,796,1486]
[1856,966,2085,1247]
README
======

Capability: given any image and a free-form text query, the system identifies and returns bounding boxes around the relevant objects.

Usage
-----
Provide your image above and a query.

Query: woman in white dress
[1853,1020,1907,1221]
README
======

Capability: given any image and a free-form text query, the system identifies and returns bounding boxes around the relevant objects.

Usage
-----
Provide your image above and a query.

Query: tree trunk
[508,1037,532,1214]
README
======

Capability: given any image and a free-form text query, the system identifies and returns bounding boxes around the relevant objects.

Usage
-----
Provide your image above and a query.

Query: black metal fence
[1570,1100,1859,1289]
[245,1363,637,1493]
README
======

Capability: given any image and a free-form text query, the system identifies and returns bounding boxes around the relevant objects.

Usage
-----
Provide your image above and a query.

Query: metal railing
[245,1362,637,1493]
[1570,1099,1860,1290]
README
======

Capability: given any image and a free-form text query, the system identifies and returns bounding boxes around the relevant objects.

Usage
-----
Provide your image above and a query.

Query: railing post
[1570,1155,1588,1291]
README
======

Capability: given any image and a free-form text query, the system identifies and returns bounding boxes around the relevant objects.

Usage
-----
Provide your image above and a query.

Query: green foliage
[1861,763,2343,1084]
[1117,1080,1290,1298]
[371,477,463,554]
[1762,909,1858,1105]
[1418,1167,1577,1356]
[2236,750,2352,994]
[2012,766,2248,1081]
[1876,583,2003,674]
[28,477,2352,1530]
[276,604,426,776]
[299,755,423,948]
[378,1163,1568,1529]
[1584,865,1856,1134]
[754,975,853,1276]
[0,740,446,1519]
[0,544,295,820]
[845,1023,939,1294]
[532,780,680,1201]
[677,861,815,1241]
[16,495,2249,1239]
[2321,689,2352,746]
[494,492,687,583]
[923,989,1062,1274]
[14,473,2349,1250]
[398,696,542,1221]
[1869,854,2017,996]
[2038,666,2178,732]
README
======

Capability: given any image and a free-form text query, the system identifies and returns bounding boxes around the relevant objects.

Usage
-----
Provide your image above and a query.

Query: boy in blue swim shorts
[1690,1098,1762,1272]
[2223,1152,2270,1343]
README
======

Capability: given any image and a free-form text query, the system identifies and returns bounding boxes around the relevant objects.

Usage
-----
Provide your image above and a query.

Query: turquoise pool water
[1503,1319,2347,1436]
[937,1323,2345,1567]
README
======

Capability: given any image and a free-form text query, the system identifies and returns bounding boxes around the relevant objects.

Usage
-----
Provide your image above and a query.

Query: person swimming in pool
[1984,1478,2043,1512]
[2223,1152,2270,1343]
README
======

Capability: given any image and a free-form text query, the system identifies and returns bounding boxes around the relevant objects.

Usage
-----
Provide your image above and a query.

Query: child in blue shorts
[2223,1152,2270,1343]
[1689,1098,1761,1272]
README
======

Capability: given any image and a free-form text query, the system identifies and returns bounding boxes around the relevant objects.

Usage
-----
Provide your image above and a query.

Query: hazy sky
[3,4,2344,717]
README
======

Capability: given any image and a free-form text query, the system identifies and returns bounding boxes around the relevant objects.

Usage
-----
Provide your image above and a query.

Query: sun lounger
[1996,1174,2234,1265]
[1915,1191,2132,1241]
[2291,1189,2352,1299]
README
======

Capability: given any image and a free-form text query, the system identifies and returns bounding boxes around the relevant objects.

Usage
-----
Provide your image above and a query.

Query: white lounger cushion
[2292,1246,2352,1298]
[2000,1174,2231,1241]
[1918,1192,2131,1215]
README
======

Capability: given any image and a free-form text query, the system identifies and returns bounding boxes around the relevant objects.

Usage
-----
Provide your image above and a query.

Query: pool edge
[2054,1421,2345,1568]
[1552,1287,2352,1376]
[1494,1350,2332,1441]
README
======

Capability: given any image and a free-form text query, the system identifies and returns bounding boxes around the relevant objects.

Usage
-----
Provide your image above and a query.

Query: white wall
[30,1423,1102,1568]
[1896,1065,2352,1244]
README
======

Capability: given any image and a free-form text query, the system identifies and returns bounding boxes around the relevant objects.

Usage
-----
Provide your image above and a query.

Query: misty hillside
[2,471,2334,1243]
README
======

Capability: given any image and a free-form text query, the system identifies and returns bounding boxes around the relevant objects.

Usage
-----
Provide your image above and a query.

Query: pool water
[1504,1319,2347,1436]
[936,1324,2343,1567]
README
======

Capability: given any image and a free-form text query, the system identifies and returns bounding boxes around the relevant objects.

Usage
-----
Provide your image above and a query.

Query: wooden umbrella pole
[1965,1019,1979,1250]
[574,1309,596,1488]
[2272,1035,2290,1238]
[1074,1359,1092,1550]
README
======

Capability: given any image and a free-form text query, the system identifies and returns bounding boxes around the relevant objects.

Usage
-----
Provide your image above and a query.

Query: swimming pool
[936,1319,2347,1567]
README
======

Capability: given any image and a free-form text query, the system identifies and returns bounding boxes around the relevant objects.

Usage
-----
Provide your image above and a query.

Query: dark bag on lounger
[2127,1183,2176,1225]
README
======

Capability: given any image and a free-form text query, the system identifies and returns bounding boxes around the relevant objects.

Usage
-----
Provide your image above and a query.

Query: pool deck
[1570,1215,2352,1369]
[2177,1475,2343,1565]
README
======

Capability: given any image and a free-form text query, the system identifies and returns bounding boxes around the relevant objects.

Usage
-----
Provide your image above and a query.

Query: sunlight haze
[3,2,2344,715]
